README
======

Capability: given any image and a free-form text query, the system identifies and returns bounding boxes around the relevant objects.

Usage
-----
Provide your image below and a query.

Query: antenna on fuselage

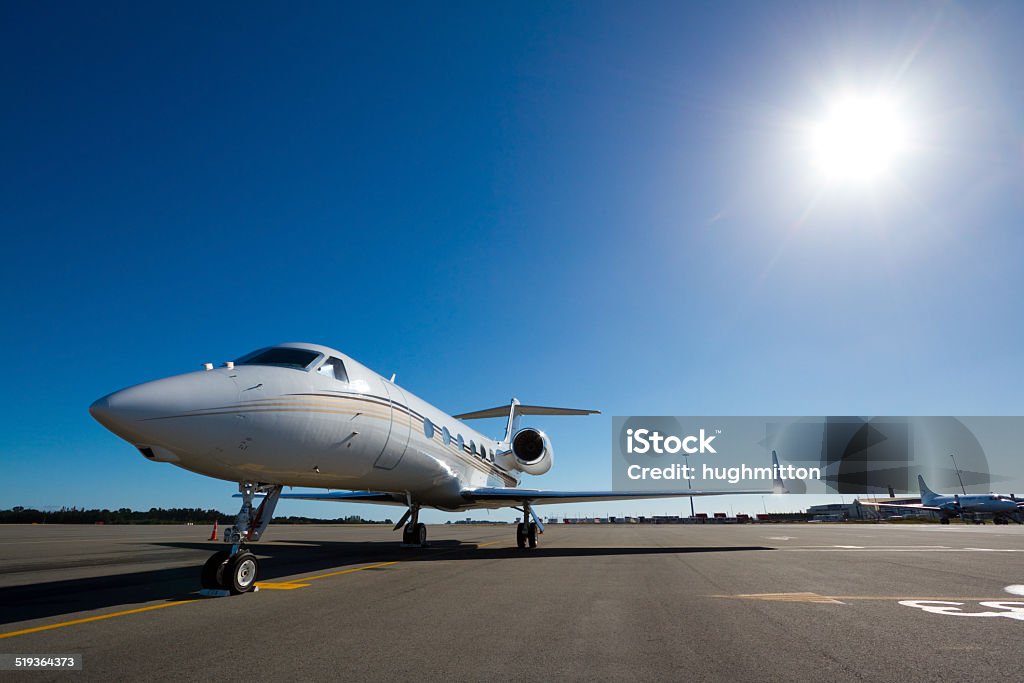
[389,373,396,383]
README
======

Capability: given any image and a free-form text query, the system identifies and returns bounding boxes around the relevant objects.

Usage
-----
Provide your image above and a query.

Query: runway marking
[254,582,311,590]
[781,547,1023,552]
[302,561,400,582]
[899,600,1024,620]
[718,592,845,604]
[717,594,1017,603]
[0,600,197,640]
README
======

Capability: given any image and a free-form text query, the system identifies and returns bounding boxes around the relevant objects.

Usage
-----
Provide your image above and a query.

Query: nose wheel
[200,549,259,594]
[200,482,281,595]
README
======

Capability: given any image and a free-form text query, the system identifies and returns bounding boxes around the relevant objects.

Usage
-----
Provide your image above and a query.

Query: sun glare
[808,93,909,185]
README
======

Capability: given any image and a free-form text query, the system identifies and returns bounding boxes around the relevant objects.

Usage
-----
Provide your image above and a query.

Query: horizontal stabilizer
[454,404,600,420]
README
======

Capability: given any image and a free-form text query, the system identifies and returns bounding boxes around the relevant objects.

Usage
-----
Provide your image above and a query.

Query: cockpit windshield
[235,347,321,370]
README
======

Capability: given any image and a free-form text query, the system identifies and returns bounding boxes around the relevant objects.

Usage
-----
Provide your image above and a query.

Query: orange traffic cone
[209,520,218,541]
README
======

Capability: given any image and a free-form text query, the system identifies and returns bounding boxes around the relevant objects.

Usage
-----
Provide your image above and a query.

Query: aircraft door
[374,380,411,470]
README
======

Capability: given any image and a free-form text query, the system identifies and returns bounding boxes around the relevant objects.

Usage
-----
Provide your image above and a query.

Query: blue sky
[3,1,1023,521]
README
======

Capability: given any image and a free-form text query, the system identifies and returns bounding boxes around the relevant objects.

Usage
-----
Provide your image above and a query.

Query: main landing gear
[201,482,282,594]
[515,503,541,549]
[394,503,428,548]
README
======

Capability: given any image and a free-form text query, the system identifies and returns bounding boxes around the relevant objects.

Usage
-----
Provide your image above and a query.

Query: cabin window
[423,418,435,440]
[456,435,464,451]
[442,426,451,446]
[317,356,349,382]
[236,347,320,370]
[469,440,476,456]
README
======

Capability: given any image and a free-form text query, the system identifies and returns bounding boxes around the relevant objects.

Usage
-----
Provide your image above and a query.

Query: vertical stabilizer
[772,450,789,494]
[918,475,938,505]
[504,398,521,445]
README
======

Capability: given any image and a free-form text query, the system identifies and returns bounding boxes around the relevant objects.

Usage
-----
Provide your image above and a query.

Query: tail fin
[772,450,789,494]
[918,475,937,503]
[453,399,600,444]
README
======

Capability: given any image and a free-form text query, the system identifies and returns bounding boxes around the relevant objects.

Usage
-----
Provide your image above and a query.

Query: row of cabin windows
[423,417,494,462]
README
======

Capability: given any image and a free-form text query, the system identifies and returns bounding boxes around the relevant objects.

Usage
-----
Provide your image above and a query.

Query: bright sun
[808,93,909,184]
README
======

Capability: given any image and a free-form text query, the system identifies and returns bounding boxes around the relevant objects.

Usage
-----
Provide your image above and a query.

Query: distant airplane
[90,342,772,594]
[860,475,1021,525]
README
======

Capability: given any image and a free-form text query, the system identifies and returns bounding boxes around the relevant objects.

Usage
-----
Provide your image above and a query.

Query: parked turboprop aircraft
[90,342,771,594]
[861,475,1021,524]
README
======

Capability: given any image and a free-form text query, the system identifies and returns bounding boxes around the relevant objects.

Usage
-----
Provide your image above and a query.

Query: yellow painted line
[0,600,197,640]
[254,582,311,590]
[302,561,400,582]
[717,592,845,604]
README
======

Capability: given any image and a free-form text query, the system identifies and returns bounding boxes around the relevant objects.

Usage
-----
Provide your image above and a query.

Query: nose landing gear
[200,482,281,594]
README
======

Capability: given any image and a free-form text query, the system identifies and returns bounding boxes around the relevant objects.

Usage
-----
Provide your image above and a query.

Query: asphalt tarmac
[2,522,1024,681]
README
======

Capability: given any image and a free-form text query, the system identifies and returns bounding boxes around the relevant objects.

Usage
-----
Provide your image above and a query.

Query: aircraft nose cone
[89,371,238,445]
[89,395,115,427]
[89,384,166,442]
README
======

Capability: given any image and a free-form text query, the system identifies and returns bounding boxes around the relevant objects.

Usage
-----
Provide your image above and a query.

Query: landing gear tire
[415,522,427,546]
[227,552,258,594]
[940,517,950,525]
[403,523,428,547]
[201,550,231,589]
[527,522,539,549]
[516,523,527,549]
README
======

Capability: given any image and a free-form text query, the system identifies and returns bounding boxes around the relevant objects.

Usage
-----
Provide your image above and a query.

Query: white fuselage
[90,343,519,511]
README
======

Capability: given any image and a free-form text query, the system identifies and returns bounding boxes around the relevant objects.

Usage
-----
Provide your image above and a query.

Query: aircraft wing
[858,500,943,511]
[461,487,775,506]
[276,491,406,505]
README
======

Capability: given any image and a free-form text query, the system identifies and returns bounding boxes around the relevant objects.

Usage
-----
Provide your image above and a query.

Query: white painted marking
[899,600,1024,621]
[766,536,794,541]
[1004,585,1024,596]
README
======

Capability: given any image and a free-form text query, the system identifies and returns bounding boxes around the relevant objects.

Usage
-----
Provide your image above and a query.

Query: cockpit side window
[235,347,321,370]
[317,356,350,383]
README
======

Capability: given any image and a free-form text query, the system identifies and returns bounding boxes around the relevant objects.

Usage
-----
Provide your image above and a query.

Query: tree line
[0,506,391,525]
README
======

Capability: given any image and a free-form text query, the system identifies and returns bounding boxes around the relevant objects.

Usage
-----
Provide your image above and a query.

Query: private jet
[90,342,771,594]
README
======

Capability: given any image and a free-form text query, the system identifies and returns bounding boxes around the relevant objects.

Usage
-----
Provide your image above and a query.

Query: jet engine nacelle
[509,427,553,475]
